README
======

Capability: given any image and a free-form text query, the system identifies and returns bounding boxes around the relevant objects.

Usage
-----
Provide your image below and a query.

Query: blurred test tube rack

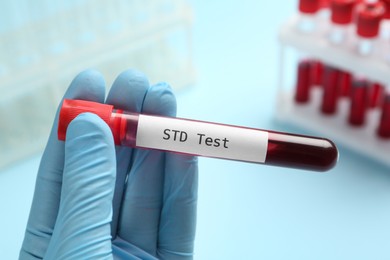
[0,0,195,169]
[276,0,390,168]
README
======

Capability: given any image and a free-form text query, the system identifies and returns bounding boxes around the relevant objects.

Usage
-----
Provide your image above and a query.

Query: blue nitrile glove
[19,69,198,259]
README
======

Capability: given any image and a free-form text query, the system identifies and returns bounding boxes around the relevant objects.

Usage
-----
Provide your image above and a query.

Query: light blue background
[1,1,390,259]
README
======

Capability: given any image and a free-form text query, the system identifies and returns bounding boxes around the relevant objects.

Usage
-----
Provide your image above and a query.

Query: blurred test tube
[328,0,356,45]
[348,78,369,126]
[380,0,390,39]
[321,65,340,114]
[338,70,352,97]
[377,89,390,138]
[355,1,385,56]
[310,59,324,87]
[294,0,323,105]
[368,82,384,108]
[297,0,321,33]
[295,60,312,103]
[381,0,390,63]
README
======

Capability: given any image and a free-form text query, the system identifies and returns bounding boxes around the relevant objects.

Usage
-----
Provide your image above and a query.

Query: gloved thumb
[44,113,116,259]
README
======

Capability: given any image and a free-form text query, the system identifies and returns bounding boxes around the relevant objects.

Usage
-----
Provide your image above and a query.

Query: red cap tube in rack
[295,60,312,103]
[311,60,324,86]
[330,0,356,25]
[58,99,339,172]
[355,1,385,55]
[297,0,321,32]
[355,1,385,38]
[321,65,340,114]
[368,82,384,108]
[338,70,352,97]
[348,79,369,126]
[329,0,356,44]
[377,91,390,138]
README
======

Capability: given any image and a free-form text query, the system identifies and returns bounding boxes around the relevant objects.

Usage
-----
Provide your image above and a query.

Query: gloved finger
[105,69,150,238]
[112,237,159,260]
[157,154,198,260]
[19,69,106,259]
[117,82,176,256]
[44,113,116,259]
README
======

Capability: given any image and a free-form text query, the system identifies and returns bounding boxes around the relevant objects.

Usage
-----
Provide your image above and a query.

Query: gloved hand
[19,69,198,259]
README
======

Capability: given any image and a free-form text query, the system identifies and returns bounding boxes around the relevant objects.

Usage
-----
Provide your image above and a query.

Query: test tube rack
[0,0,196,169]
[276,14,390,168]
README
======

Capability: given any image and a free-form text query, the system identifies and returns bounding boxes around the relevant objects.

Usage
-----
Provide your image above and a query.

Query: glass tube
[58,99,339,172]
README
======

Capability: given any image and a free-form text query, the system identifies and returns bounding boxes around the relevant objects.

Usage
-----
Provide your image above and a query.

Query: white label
[136,115,268,163]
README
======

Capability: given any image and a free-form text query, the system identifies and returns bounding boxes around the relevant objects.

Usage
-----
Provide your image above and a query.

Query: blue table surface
[1,1,390,259]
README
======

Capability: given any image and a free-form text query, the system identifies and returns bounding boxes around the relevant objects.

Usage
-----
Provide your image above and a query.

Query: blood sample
[348,78,369,126]
[58,99,338,172]
[377,91,390,138]
[368,82,384,108]
[295,60,312,103]
[338,70,352,97]
[355,1,385,55]
[321,65,340,114]
[295,0,322,101]
[328,0,356,44]
[310,60,324,86]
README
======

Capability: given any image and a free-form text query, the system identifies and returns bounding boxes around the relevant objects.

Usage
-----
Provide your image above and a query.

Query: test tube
[338,70,352,97]
[295,60,312,103]
[310,60,324,87]
[297,0,321,33]
[377,89,390,138]
[348,78,369,126]
[58,99,338,172]
[355,1,385,56]
[295,0,322,103]
[380,0,390,39]
[382,0,390,63]
[368,82,384,108]
[318,0,331,30]
[321,65,340,114]
[328,0,356,44]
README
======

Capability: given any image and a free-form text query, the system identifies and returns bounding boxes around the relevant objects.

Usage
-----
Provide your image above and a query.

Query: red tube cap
[330,0,356,25]
[58,99,113,141]
[320,0,330,9]
[383,0,390,19]
[356,1,385,38]
[299,0,320,14]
